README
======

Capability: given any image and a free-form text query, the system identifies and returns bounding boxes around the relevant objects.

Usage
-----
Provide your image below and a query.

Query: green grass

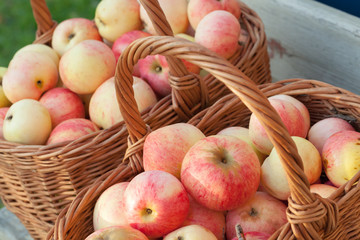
[0,0,99,67]
[0,0,99,208]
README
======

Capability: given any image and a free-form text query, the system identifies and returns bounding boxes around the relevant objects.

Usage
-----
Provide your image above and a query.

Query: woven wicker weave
[48,36,360,240]
[0,1,270,239]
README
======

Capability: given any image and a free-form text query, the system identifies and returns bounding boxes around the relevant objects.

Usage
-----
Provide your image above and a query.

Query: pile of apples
[86,94,360,240]
[0,0,246,146]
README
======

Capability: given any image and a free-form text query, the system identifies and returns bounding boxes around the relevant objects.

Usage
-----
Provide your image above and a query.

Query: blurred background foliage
[0,0,99,67]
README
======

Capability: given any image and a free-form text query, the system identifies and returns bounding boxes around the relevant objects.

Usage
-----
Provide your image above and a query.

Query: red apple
[39,87,85,128]
[195,10,241,59]
[85,225,149,240]
[112,30,152,62]
[322,130,360,187]
[93,182,130,230]
[181,135,260,211]
[187,0,241,30]
[123,170,190,238]
[226,191,287,239]
[249,96,309,155]
[182,195,226,240]
[137,54,171,97]
[308,117,355,154]
[143,123,205,179]
[46,118,99,145]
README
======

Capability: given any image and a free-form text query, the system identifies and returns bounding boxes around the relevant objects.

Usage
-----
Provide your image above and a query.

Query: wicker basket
[48,36,360,240]
[0,0,270,239]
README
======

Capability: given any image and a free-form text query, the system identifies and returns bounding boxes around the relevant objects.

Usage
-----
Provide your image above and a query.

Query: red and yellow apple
[46,118,99,145]
[3,51,58,103]
[195,10,240,59]
[143,123,205,179]
[249,95,310,155]
[39,87,85,127]
[124,170,190,238]
[187,0,241,30]
[89,76,157,129]
[59,39,116,94]
[261,136,322,200]
[0,107,9,139]
[322,130,360,187]
[181,135,260,211]
[93,182,130,230]
[310,184,338,198]
[308,117,355,154]
[226,191,287,239]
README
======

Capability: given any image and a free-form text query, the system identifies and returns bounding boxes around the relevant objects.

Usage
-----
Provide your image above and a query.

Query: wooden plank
[242,0,360,94]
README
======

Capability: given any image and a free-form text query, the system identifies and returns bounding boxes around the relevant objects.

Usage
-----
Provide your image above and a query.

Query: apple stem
[155,66,162,73]
[6,115,12,121]
[235,224,246,240]
[250,207,258,216]
[177,237,184,240]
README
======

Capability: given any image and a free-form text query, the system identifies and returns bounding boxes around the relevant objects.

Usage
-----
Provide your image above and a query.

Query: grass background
[0,0,99,67]
[0,0,99,208]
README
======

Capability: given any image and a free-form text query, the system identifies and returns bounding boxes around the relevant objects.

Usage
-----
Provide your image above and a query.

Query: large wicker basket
[48,36,360,240]
[0,0,270,239]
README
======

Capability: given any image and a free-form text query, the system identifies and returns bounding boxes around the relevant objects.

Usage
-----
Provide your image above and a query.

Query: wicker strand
[30,0,56,45]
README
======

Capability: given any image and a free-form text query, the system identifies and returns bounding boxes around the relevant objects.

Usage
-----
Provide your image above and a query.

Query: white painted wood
[242,0,360,94]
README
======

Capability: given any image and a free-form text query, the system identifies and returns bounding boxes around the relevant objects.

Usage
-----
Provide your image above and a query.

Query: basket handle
[30,0,57,45]
[115,35,336,239]
[138,0,208,120]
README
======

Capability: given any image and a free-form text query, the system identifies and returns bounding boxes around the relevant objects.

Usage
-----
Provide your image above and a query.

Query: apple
[195,10,241,59]
[123,170,190,238]
[269,94,310,136]
[322,130,360,187]
[187,0,241,30]
[3,51,58,103]
[46,118,99,145]
[95,0,142,43]
[182,194,226,240]
[112,30,152,62]
[39,87,85,127]
[308,117,355,154]
[261,136,322,200]
[13,43,60,68]
[249,96,309,155]
[59,39,116,95]
[181,135,260,211]
[89,76,157,129]
[226,191,287,239]
[163,225,217,240]
[52,18,102,56]
[0,107,9,139]
[140,0,188,35]
[310,184,338,198]
[137,54,171,97]
[85,225,149,240]
[217,126,267,164]
[0,67,11,108]
[3,99,52,145]
[143,123,205,178]
[93,182,130,230]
